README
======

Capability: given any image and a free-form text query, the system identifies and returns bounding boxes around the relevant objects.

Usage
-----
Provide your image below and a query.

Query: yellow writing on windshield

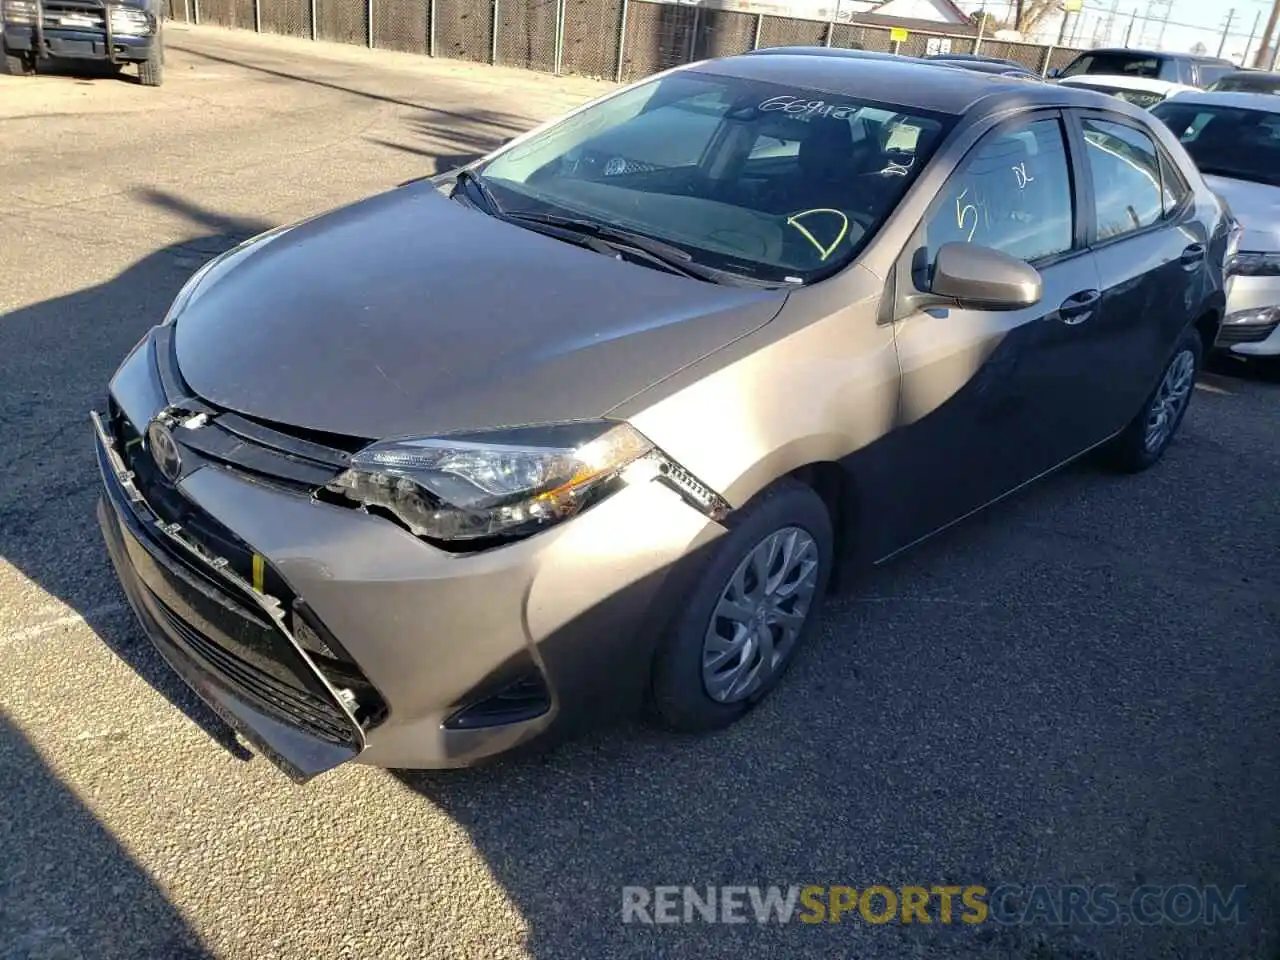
[786,208,850,261]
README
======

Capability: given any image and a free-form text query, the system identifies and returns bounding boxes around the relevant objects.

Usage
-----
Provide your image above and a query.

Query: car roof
[1162,89,1280,113]
[697,48,1134,117]
[928,57,1036,75]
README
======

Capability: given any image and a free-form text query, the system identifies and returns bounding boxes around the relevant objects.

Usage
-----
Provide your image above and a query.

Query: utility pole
[1218,8,1235,58]
[1123,9,1136,47]
[1243,9,1263,66]
[1255,0,1280,68]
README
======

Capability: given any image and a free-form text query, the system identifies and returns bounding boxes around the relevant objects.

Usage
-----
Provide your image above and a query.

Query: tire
[1,49,35,76]
[137,45,163,86]
[649,478,834,733]
[1101,326,1202,473]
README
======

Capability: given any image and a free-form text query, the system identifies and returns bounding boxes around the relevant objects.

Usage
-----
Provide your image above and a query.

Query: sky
[956,0,1279,63]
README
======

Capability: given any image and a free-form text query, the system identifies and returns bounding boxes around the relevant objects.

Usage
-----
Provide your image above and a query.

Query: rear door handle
[1059,289,1101,326]
[1181,243,1206,268]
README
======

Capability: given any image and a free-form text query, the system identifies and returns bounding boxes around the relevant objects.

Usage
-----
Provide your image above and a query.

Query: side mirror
[928,242,1043,310]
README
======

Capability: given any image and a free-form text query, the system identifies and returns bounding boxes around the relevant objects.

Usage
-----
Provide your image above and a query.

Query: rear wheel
[649,479,834,733]
[1102,326,1202,473]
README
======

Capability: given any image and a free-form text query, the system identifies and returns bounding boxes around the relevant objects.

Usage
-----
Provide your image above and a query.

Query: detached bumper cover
[93,411,368,783]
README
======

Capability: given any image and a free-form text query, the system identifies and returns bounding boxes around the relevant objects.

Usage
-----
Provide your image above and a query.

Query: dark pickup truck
[1,0,164,85]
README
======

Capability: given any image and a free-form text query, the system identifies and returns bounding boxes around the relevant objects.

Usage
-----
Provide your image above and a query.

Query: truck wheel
[2,50,35,76]
[138,50,163,86]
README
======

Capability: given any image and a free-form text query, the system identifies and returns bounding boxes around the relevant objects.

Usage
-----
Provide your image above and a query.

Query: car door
[875,110,1106,554]
[1068,109,1208,438]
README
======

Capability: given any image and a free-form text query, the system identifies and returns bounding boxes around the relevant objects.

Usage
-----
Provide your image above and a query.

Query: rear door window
[1081,118,1165,240]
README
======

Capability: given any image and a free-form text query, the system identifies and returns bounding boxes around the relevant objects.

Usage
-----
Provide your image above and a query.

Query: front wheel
[649,479,834,733]
[1,49,35,76]
[137,42,163,86]
[1101,327,1202,473]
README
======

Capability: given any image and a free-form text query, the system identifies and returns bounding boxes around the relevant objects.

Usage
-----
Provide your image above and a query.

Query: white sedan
[1152,91,1280,361]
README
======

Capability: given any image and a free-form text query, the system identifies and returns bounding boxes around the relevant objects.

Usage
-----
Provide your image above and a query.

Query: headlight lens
[1228,251,1280,276]
[328,421,662,543]
[1224,305,1280,326]
[3,0,37,23]
[108,5,153,34]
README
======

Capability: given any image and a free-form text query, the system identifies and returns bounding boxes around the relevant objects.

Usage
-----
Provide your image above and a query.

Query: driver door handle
[1180,243,1206,268]
[1059,289,1101,326]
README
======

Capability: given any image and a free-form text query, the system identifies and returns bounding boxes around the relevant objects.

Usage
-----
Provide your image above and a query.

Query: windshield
[1151,101,1280,186]
[1060,53,1166,80]
[475,70,953,284]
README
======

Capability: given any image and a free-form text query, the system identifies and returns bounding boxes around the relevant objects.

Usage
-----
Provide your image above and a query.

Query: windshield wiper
[501,212,740,284]
[454,168,504,215]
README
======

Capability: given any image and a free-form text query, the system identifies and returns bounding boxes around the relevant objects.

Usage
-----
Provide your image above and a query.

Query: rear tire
[2,49,35,76]
[1101,326,1202,473]
[649,479,834,733]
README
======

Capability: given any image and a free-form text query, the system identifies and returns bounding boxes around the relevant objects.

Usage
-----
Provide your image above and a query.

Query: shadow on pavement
[0,709,211,958]
[0,190,273,765]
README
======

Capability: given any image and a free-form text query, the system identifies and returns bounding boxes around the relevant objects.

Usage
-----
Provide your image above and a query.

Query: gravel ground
[1,26,1277,960]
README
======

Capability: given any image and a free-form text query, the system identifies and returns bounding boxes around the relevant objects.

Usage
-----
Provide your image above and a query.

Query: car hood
[173,184,787,440]
[1204,174,1280,251]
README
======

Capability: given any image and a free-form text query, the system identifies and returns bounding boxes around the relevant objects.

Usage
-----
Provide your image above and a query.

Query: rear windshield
[1060,53,1166,80]
[1079,84,1167,109]
[1151,102,1280,186]
[478,71,954,285]
[1209,73,1280,93]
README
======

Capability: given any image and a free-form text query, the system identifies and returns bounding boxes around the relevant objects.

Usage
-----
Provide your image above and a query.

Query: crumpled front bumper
[94,411,369,783]
[92,329,723,782]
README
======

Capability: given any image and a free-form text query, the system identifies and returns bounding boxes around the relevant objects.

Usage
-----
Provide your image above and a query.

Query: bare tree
[1011,0,1060,34]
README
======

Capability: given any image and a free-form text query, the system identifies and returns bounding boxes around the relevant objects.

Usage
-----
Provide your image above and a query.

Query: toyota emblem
[146,420,183,483]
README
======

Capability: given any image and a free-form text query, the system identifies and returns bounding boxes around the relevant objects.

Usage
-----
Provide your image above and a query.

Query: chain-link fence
[171,0,1090,86]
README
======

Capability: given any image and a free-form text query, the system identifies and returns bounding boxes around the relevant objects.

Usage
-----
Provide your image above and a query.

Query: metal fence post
[253,0,260,31]
[182,0,189,21]
[192,0,199,23]
[686,4,700,62]
[891,38,900,54]
[752,12,762,49]
[428,0,435,56]
[367,0,373,46]
[1040,43,1054,77]
[553,0,564,74]
[614,0,627,82]
[309,0,316,39]
[490,0,497,63]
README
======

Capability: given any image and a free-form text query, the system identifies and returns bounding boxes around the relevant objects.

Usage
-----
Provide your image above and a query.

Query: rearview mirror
[928,242,1043,310]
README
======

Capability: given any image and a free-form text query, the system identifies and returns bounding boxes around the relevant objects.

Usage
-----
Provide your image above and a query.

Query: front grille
[41,0,106,28]
[149,594,355,744]
[144,325,358,494]
[1218,316,1280,345]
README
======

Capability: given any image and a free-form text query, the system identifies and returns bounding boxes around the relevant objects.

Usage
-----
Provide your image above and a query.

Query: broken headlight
[327,421,661,543]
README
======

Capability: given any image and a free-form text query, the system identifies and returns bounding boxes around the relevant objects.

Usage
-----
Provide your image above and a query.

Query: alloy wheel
[1144,348,1196,453]
[701,526,821,704]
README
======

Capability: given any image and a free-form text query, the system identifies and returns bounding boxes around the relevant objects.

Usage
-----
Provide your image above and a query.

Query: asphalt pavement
[1,26,1277,960]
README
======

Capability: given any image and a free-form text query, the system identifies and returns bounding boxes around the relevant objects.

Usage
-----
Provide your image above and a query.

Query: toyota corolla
[93,49,1229,783]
